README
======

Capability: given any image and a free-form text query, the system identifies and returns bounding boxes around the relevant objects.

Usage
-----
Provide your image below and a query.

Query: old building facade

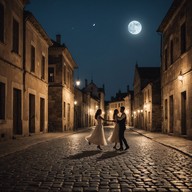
[23,11,52,135]
[142,80,161,132]
[157,0,192,138]
[82,79,105,126]
[48,35,77,132]
[133,64,161,131]
[0,0,52,140]
[0,0,25,140]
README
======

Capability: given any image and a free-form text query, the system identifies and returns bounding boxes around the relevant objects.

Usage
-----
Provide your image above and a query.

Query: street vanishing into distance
[0,128,192,192]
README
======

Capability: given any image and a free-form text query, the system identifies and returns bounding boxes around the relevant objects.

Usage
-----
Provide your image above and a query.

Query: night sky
[26,0,172,100]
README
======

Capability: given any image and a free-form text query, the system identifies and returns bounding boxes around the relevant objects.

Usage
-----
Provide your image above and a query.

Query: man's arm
[117,113,126,121]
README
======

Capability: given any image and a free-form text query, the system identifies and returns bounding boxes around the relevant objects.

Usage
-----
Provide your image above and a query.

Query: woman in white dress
[85,109,108,150]
[108,109,119,149]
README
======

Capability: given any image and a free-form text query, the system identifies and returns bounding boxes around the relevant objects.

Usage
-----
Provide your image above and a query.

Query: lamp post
[75,68,81,87]
[74,100,77,131]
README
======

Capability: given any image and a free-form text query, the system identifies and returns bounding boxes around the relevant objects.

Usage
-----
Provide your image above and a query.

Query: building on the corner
[0,0,25,140]
[48,35,77,132]
[82,79,105,127]
[133,64,161,131]
[0,1,52,140]
[157,0,192,137]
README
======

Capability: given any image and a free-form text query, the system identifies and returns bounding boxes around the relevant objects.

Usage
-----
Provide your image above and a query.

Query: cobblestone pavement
[0,128,192,192]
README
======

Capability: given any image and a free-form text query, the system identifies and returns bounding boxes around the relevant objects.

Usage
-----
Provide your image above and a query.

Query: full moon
[128,20,142,35]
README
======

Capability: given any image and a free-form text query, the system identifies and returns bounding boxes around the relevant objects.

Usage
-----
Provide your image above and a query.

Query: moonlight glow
[128,20,142,35]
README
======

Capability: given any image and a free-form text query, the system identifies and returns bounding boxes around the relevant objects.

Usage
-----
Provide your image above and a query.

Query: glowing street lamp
[178,71,183,82]
[75,79,81,86]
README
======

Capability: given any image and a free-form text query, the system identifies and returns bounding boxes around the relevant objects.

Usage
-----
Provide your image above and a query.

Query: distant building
[142,79,161,132]
[48,35,77,132]
[82,79,105,114]
[106,87,134,126]
[157,0,192,138]
[133,64,161,131]
[74,79,105,129]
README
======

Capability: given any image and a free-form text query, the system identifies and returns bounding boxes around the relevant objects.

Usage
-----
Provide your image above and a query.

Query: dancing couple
[85,106,129,151]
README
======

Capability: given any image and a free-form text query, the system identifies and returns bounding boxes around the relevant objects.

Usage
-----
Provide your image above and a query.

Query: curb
[131,128,192,158]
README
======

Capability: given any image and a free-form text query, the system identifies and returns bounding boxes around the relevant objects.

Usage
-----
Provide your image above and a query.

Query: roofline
[24,11,52,46]
[157,0,185,32]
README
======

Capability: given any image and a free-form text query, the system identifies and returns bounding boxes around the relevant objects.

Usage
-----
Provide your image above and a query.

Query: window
[164,47,168,71]
[63,64,66,84]
[180,22,186,54]
[148,111,150,123]
[164,99,168,120]
[0,3,4,43]
[31,45,35,72]
[0,82,5,120]
[12,18,19,53]
[48,67,54,82]
[64,102,66,118]
[170,39,174,64]
[41,55,45,79]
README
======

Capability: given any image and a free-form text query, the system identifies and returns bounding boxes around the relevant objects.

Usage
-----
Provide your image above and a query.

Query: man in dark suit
[117,106,129,151]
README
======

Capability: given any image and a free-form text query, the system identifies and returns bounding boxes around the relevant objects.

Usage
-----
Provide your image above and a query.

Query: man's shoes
[97,146,102,150]
[88,141,91,145]
[124,146,129,150]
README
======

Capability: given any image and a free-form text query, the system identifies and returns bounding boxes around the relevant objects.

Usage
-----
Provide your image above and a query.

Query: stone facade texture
[158,0,192,138]
[0,0,51,140]
[48,35,77,132]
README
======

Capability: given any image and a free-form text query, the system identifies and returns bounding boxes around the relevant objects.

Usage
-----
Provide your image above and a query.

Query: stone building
[48,35,77,132]
[82,79,105,126]
[157,0,192,138]
[23,11,52,135]
[82,79,105,114]
[0,1,52,140]
[106,88,134,126]
[0,0,25,140]
[142,79,161,132]
[74,79,105,129]
[133,64,161,130]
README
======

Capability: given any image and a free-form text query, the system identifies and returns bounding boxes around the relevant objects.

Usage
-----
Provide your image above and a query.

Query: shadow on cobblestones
[64,150,102,159]
[96,150,127,161]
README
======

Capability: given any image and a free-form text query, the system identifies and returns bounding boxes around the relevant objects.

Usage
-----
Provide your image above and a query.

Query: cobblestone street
[0,128,192,192]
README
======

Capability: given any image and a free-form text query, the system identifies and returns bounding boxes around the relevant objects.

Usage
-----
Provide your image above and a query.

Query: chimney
[127,85,129,92]
[56,34,61,44]
[85,79,88,87]
[102,84,105,91]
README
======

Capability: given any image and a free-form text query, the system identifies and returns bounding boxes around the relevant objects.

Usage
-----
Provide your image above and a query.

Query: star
[93,23,96,27]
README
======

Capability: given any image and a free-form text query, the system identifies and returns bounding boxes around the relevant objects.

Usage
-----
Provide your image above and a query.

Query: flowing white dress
[108,116,119,143]
[85,116,107,146]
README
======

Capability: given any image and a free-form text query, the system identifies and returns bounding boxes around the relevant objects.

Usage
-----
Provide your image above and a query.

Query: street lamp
[178,71,183,82]
[75,79,81,87]
[75,68,81,87]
